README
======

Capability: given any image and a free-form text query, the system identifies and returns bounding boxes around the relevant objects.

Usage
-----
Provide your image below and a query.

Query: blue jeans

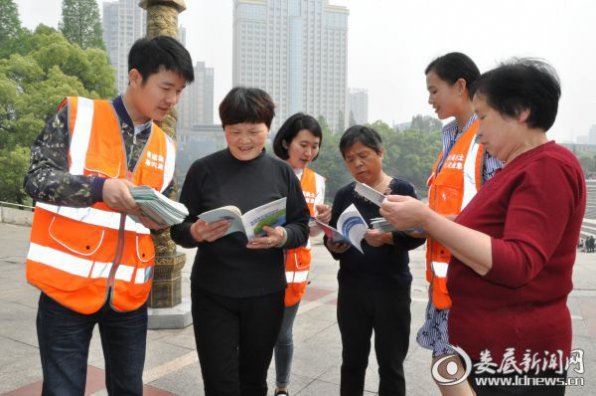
[274,302,300,388]
[36,292,147,396]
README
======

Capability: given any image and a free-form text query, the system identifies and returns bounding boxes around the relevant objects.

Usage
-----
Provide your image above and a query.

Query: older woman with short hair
[325,125,424,396]
[380,60,585,396]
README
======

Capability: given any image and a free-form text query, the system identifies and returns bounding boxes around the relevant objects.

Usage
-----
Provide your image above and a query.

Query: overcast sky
[14,0,596,142]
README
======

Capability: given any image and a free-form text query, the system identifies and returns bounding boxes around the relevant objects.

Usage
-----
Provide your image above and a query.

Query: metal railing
[0,201,34,211]
[0,201,34,226]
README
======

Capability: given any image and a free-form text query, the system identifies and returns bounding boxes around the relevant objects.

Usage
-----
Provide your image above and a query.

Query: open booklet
[315,203,367,254]
[198,197,286,241]
[129,186,189,226]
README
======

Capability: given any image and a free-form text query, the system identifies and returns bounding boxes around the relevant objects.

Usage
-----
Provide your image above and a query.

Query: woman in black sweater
[325,125,424,396]
[171,87,310,396]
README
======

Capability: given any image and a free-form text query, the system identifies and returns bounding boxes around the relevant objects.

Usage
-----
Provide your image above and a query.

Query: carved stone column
[139,0,187,310]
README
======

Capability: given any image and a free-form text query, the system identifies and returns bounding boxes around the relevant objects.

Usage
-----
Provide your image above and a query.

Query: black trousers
[191,288,284,396]
[337,283,411,396]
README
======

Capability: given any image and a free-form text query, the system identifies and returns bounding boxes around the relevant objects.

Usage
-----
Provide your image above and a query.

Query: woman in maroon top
[380,60,585,396]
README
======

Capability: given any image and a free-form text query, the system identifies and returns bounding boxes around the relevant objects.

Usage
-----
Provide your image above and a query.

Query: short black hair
[273,113,323,160]
[219,87,276,129]
[425,52,480,94]
[473,59,561,131]
[339,125,383,158]
[128,36,194,84]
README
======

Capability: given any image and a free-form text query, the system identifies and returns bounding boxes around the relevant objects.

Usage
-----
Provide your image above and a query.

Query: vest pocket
[129,235,155,298]
[136,235,155,263]
[84,153,122,179]
[47,216,105,291]
[48,215,104,257]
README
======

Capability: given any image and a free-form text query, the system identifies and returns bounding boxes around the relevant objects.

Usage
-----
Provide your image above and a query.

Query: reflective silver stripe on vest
[461,141,481,209]
[36,202,150,235]
[27,242,152,284]
[286,270,309,283]
[69,97,95,175]
[431,261,448,278]
[161,135,176,192]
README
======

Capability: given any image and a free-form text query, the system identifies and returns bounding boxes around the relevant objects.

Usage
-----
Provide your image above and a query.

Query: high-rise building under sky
[178,62,215,129]
[349,88,368,125]
[232,0,349,132]
[102,0,147,94]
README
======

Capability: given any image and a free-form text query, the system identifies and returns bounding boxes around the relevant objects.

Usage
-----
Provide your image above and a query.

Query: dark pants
[191,288,285,396]
[37,292,147,396]
[337,284,411,396]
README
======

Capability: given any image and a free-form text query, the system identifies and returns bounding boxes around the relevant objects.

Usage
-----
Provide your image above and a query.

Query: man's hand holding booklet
[129,186,189,227]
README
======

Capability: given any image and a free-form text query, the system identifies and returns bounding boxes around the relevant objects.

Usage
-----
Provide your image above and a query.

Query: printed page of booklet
[316,203,367,253]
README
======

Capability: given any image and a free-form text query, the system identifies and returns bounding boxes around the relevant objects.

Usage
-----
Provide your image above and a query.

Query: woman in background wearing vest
[413,52,501,396]
[381,60,584,396]
[171,87,310,396]
[270,113,331,396]
[324,125,425,396]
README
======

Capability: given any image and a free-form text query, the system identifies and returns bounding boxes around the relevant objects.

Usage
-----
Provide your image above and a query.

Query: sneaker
[274,389,289,396]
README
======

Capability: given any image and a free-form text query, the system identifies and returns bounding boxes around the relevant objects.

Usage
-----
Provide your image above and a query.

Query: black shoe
[274,389,289,396]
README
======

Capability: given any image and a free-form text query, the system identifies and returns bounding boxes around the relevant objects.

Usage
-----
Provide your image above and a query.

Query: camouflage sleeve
[24,107,99,207]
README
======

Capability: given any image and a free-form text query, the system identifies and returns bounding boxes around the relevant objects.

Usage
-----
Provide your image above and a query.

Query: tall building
[232,0,349,132]
[178,62,215,129]
[102,0,147,94]
[589,125,596,145]
[175,125,226,190]
[348,88,368,125]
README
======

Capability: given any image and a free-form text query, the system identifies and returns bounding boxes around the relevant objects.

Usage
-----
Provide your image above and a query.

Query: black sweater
[326,178,425,289]
[170,149,310,298]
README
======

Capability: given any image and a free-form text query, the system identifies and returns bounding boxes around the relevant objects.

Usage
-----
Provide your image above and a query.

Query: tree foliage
[310,116,443,201]
[0,146,30,204]
[0,24,116,204]
[408,114,443,133]
[0,0,23,58]
[59,0,105,50]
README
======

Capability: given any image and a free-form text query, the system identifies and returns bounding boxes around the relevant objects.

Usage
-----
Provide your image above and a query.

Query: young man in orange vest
[23,36,193,395]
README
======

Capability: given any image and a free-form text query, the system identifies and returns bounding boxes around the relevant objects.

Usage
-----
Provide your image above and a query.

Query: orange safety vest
[26,96,176,314]
[426,119,484,309]
[284,167,319,307]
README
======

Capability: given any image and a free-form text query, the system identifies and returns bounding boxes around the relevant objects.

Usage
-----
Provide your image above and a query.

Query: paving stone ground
[1,223,594,395]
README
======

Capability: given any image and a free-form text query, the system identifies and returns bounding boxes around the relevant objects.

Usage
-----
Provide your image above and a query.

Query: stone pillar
[139,0,187,311]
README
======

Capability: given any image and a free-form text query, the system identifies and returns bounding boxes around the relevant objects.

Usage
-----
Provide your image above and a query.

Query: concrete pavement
[0,222,594,395]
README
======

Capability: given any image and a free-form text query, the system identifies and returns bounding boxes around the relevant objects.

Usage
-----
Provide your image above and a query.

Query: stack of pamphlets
[130,186,189,226]
[370,217,397,232]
